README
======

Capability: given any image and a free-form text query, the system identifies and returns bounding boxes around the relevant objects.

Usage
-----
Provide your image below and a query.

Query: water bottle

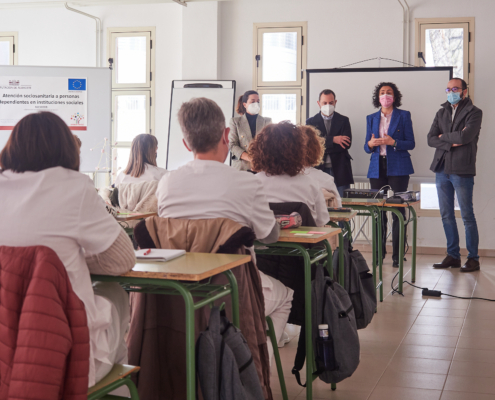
[316,324,337,371]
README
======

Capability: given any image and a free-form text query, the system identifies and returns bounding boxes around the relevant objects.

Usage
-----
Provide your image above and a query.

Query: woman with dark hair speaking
[364,82,415,268]
[229,90,272,171]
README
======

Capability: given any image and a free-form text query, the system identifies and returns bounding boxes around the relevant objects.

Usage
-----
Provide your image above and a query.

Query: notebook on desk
[135,249,186,262]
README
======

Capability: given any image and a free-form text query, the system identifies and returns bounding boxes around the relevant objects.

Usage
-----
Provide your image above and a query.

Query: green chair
[266,316,288,400]
[87,364,140,400]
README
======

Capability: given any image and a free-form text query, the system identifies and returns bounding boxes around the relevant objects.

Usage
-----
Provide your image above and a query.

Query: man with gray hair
[156,97,293,363]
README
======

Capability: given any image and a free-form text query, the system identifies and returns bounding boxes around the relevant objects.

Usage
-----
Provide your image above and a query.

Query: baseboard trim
[351,241,495,258]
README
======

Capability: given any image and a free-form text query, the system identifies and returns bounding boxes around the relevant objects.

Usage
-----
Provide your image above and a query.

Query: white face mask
[247,102,260,115]
[320,104,335,117]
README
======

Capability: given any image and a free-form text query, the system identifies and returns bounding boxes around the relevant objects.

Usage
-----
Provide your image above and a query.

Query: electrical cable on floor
[390,273,495,302]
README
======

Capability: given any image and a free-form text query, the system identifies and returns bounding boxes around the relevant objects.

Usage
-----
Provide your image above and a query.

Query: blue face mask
[447,92,462,105]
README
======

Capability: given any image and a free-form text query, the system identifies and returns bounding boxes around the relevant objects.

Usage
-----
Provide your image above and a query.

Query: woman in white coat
[229,90,272,171]
[115,134,167,185]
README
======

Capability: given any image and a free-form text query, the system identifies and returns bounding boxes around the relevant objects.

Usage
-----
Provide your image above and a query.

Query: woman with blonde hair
[229,90,272,171]
[115,134,167,185]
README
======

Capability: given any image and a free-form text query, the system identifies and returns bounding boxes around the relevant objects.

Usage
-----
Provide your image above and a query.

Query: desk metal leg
[164,281,196,400]
[374,206,384,302]
[223,269,240,327]
[301,246,314,400]
[386,208,405,294]
[410,206,417,283]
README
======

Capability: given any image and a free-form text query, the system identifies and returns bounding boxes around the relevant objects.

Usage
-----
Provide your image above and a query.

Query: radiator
[349,183,373,242]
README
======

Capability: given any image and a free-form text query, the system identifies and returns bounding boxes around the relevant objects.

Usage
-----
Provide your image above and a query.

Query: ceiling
[0,0,231,8]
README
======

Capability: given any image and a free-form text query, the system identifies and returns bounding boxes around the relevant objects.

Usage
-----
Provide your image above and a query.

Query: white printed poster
[0,76,88,131]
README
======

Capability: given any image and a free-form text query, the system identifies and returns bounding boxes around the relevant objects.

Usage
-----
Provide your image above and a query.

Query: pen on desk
[143,249,151,256]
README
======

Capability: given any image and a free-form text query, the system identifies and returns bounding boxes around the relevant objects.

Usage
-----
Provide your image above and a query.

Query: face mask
[379,94,394,108]
[447,91,462,105]
[320,104,335,117]
[247,102,260,115]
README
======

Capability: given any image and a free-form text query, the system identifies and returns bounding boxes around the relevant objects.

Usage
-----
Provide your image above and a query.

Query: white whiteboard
[307,67,452,179]
[166,80,236,170]
[0,65,111,173]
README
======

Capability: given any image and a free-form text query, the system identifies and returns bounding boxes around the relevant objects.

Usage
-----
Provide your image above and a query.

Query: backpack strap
[292,324,307,387]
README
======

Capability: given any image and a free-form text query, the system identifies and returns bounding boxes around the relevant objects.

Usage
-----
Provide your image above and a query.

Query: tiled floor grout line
[436,264,478,398]
[365,257,444,400]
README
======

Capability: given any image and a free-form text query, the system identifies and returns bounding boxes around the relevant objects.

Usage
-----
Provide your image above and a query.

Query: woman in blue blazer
[364,82,415,268]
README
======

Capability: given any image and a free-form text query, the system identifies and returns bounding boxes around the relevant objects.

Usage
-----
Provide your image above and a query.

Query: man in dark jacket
[306,89,354,197]
[427,78,482,272]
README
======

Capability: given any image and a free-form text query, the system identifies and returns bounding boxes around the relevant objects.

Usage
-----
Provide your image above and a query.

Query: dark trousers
[369,156,410,264]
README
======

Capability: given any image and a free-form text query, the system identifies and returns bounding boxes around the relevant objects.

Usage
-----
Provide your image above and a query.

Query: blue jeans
[436,170,479,260]
[322,167,350,198]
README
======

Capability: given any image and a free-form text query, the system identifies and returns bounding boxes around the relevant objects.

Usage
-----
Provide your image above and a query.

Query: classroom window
[0,33,17,65]
[112,91,150,143]
[415,18,474,95]
[108,27,155,183]
[254,23,307,123]
[258,89,301,124]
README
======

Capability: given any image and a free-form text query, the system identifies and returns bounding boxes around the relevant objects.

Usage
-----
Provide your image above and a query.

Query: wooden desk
[342,198,386,207]
[125,253,251,281]
[92,252,248,400]
[277,225,341,244]
[328,210,358,222]
[115,211,157,222]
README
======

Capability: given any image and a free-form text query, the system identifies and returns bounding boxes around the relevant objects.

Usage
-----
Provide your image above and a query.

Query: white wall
[182,1,220,79]
[2,0,494,252]
[219,0,495,253]
[0,2,183,166]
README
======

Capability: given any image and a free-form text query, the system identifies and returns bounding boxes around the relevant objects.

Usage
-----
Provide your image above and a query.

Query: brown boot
[461,258,480,273]
[433,255,461,269]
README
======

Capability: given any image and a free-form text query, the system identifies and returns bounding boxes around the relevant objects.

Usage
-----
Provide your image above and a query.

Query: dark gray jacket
[427,98,482,175]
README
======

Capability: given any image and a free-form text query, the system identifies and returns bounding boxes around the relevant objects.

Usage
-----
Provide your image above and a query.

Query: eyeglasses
[445,87,462,93]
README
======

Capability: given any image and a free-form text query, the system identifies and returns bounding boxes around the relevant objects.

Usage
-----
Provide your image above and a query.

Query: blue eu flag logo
[68,79,86,91]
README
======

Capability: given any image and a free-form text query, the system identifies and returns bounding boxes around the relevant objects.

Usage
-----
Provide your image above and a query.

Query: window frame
[0,32,18,65]
[107,27,155,183]
[257,88,302,125]
[109,31,152,89]
[112,90,151,147]
[415,17,475,98]
[253,22,307,123]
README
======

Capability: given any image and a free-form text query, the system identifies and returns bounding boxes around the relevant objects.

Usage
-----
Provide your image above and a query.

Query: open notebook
[135,249,186,262]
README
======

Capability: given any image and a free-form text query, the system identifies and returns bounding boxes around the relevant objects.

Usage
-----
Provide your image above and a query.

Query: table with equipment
[91,252,250,400]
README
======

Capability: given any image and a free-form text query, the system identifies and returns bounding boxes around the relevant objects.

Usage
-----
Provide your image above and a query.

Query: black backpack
[292,266,360,385]
[333,239,377,330]
[196,307,264,400]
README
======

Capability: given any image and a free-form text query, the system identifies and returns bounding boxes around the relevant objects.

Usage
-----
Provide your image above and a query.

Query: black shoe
[461,258,480,273]
[392,261,399,268]
[433,255,461,269]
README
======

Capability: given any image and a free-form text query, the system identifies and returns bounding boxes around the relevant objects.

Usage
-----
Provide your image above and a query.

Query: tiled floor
[270,253,495,400]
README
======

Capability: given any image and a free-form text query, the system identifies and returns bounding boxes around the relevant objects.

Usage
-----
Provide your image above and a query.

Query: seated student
[115,133,167,185]
[300,125,342,207]
[0,112,135,387]
[250,122,329,227]
[156,97,293,364]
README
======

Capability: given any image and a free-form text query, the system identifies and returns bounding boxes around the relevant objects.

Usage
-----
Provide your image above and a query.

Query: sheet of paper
[291,231,309,234]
